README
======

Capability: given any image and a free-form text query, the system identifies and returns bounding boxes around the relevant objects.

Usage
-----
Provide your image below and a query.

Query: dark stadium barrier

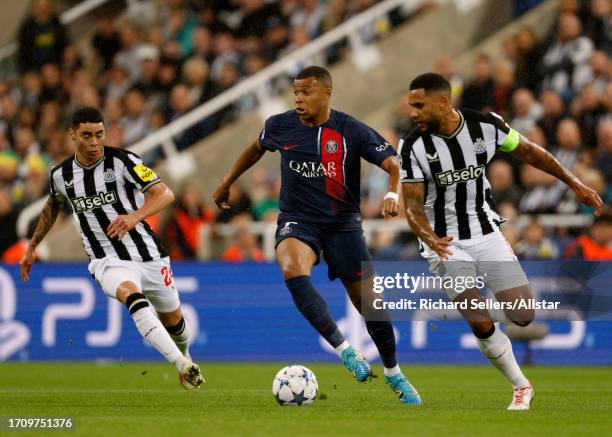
[1,261,611,364]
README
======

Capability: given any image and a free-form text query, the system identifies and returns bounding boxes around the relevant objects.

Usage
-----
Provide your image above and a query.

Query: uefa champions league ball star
[272,365,319,406]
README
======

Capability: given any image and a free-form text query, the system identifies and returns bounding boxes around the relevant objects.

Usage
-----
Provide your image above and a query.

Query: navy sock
[285,275,345,348]
[365,320,397,368]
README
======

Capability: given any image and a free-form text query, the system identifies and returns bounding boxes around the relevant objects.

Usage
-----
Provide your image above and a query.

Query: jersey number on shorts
[160,266,174,287]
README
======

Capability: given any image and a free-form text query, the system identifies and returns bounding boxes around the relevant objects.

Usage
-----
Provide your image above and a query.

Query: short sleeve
[259,116,279,152]
[487,112,520,152]
[122,151,162,192]
[356,122,396,166]
[398,138,424,183]
[48,171,65,204]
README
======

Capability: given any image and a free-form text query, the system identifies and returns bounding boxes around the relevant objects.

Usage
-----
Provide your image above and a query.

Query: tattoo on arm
[402,183,438,246]
[30,197,61,248]
[511,137,580,189]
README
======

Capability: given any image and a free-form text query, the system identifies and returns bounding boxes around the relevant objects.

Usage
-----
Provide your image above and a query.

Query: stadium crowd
[0,0,610,262]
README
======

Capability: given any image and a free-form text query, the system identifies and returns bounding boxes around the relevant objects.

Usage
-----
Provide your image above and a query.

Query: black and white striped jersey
[49,146,168,261]
[399,109,521,240]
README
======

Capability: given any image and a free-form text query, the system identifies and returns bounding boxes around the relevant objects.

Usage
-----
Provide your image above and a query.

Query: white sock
[127,294,186,371]
[383,364,401,377]
[476,324,529,388]
[334,340,350,358]
[166,317,190,358]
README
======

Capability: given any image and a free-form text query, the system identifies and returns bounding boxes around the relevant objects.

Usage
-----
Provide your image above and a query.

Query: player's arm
[509,135,603,215]
[379,155,401,218]
[402,182,453,261]
[213,138,266,209]
[20,196,63,282]
[107,182,174,239]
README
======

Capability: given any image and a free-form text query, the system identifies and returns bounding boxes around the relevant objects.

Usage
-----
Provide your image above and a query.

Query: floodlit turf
[0,363,610,436]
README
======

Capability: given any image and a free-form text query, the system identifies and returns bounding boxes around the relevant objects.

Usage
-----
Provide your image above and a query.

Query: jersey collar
[432,110,464,140]
[74,148,105,170]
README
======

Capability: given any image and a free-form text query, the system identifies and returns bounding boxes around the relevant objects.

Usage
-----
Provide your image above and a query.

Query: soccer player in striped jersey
[214,66,421,404]
[400,73,603,410]
[19,107,204,390]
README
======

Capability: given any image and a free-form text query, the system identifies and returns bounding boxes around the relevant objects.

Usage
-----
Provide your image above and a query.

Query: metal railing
[207,214,594,261]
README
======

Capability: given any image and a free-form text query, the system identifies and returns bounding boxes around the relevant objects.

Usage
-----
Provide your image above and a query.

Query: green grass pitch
[0,363,610,436]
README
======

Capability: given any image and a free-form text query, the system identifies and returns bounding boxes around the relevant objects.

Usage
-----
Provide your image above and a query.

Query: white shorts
[423,230,529,300]
[88,257,180,313]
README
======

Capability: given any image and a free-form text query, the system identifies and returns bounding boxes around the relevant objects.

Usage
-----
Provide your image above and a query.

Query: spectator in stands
[121,87,150,145]
[434,53,463,106]
[488,160,523,208]
[0,189,19,257]
[291,0,326,39]
[134,44,164,102]
[583,0,612,54]
[553,118,582,172]
[115,21,145,81]
[320,0,350,64]
[596,120,612,185]
[91,15,122,73]
[516,220,560,259]
[519,164,565,213]
[39,63,66,104]
[541,12,594,99]
[583,50,610,94]
[514,26,543,91]
[221,220,265,262]
[460,53,495,111]
[536,89,566,146]
[163,4,197,57]
[163,182,215,260]
[182,56,213,105]
[493,58,517,117]
[191,26,215,64]
[16,0,69,74]
[510,88,543,134]
[574,84,606,148]
[210,32,241,83]
[564,211,612,259]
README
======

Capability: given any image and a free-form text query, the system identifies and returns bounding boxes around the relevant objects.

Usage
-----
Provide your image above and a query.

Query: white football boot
[179,360,204,390]
[507,383,534,410]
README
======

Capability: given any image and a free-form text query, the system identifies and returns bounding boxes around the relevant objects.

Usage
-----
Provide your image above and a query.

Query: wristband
[384,192,399,202]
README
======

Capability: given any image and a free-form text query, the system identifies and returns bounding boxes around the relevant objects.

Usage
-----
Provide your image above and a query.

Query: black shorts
[275,216,373,282]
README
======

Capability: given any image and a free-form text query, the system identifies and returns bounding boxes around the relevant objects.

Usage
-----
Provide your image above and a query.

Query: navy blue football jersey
[259,109,395,225]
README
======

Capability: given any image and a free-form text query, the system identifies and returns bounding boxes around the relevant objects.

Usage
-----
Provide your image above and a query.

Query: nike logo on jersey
[426,152,439,161]
[283,144,299,150]
[64,179,74,187]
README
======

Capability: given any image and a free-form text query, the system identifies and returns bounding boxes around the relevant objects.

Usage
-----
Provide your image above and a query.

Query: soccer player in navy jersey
[214,66,421,404]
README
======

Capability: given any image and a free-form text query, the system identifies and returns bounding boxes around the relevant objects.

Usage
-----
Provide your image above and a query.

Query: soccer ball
[272,365,318,406]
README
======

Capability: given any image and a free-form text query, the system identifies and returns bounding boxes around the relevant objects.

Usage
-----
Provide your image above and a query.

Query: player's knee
[279,259,308,279]
[509,309,534,327]
[115,281,141,303]
[469,320,494,338]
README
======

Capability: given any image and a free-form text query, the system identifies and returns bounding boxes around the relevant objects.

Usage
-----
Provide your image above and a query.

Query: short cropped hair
[296,66,332,88]
[71,107,104,129]
[409,73,451,95]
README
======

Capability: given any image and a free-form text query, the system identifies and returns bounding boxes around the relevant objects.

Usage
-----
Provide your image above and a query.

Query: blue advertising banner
[1,261,611,364]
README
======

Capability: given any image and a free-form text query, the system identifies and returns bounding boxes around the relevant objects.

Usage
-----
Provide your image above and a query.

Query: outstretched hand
[213,183,231,210]
[574,182,603,216]
[19,247,35,282]
[431,235,454,262]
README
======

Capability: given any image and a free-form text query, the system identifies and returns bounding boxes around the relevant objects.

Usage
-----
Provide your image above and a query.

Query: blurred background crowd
[0,0,610,262]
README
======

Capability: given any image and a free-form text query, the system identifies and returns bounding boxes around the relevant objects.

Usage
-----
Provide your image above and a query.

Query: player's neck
[300,108,331,128]
[75,148,104,167]
[436,109,462,137]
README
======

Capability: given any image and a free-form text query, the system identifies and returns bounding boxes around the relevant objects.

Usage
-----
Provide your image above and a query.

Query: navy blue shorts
[275,217,373,282]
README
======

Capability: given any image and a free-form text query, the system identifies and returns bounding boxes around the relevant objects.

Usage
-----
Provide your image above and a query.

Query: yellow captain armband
[499,128,520,152]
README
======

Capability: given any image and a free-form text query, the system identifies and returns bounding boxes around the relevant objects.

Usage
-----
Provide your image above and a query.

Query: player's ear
[69,128,75,141]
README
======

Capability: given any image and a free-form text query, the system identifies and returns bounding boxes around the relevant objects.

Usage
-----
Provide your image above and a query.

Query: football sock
[365,320,398,368]
[383,364,401,377]
[285,276,345,348]
[475,324,529,388]
[334,341,350,358]
[126,293,186,371]
[165,316,190,358]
